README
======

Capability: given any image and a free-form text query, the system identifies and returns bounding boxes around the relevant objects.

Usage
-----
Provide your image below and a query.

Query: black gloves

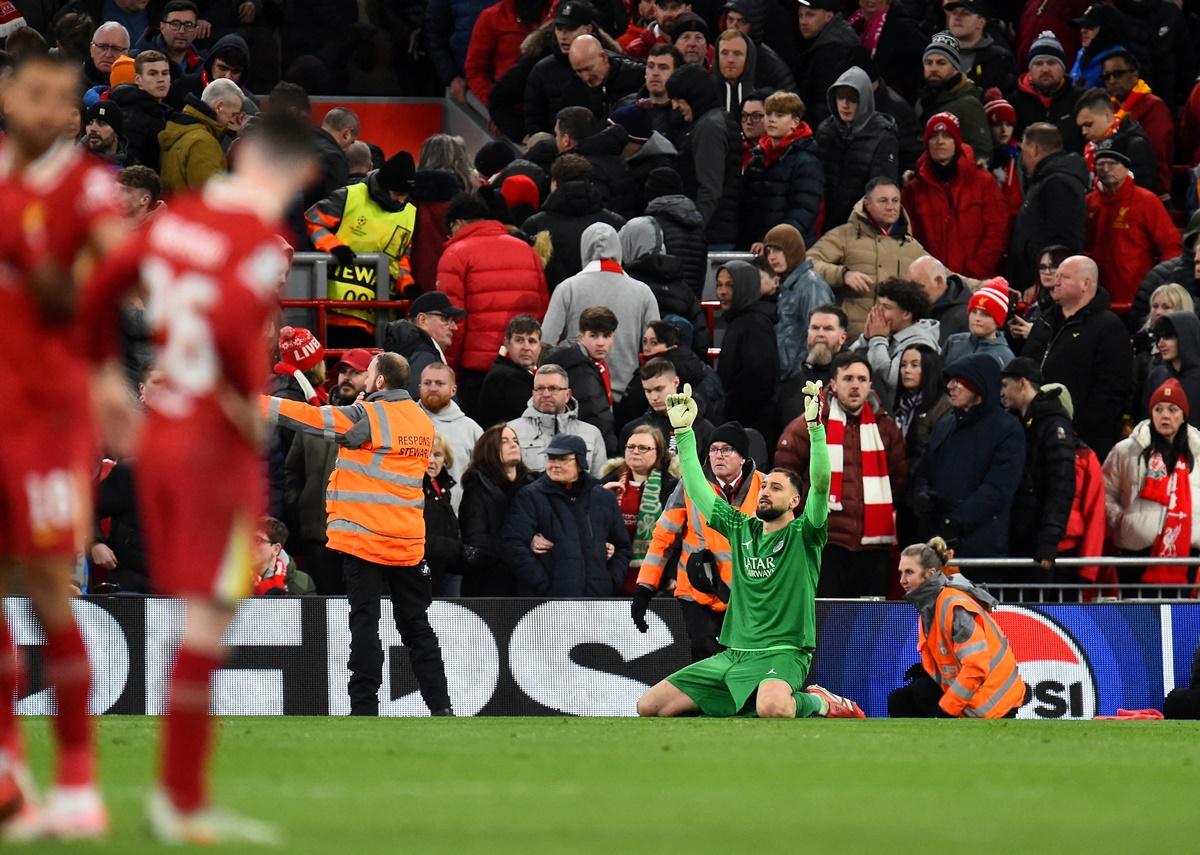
[631,585,654,633]
[686,551,729,603]
[330,245,357,267]
[903,662,926,683]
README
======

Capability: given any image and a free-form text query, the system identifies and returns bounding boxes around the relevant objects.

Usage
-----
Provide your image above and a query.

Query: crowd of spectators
[61,0,1200,601]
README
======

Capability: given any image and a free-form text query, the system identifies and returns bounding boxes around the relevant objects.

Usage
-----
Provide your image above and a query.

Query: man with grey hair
[907,255,969,345]
[347,140,373,180]
[507,364,607,475]
[158,77,243,193]
[1021,255,1131,459]
[86,21,129,87]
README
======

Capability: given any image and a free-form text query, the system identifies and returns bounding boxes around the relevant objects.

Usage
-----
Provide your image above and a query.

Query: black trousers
[297,539,346,596]
[680,599,725,663]
[342,553,451,716]
[889,669,1026,718]
[1164,688,1200,720]
[817,545,890,599]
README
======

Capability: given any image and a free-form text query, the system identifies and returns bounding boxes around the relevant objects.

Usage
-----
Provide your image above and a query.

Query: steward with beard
[636,381,866,719]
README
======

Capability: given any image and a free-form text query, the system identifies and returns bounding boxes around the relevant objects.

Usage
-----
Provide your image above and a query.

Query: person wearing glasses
[508,363,607,475]
[602,424,678,592]
[85,21,129,88]
[1100,49,1173,197]
[134,0,204,78]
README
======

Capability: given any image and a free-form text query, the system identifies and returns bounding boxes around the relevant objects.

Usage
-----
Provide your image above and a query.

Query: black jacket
[1021,288,1133,461]
[741,133,824,248]
[616,344,723,430]
[619,407,713,456]
[458,468,535,595]
[716,261,778,440]
[382,319,444,399]
[816,66,899,230]
[521,180,625,289]
[870,4,926,101]
[476,353,535,428]
[523,48,643,137]
[423,469,468,593]
[791,15,868,128]
[1094,117,1160,195]
[874,77,923,173]
[574,124,638,220]
[502,471,632,596]
[930,275,971,346]
[545,341,617,456]
[1010,388,1078,563]
[958,35,1017,96]
[667,64,742,245]
[622,252,708,353]
[96,461,151,594]
[1134,255,1198,323]
[911,354,1025,568]
[1010,78,1085,155]
[108,83,172,172]
[644,193,707,296]
[1008,150,1089,290]
[308,126,351,210]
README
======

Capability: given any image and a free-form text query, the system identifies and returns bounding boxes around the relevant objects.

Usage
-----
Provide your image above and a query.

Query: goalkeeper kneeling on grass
[890,538,1029,719]
[636,381,866,719]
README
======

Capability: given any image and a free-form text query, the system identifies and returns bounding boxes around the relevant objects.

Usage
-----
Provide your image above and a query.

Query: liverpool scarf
[826,398,896,545]
[1139,450,1192,584]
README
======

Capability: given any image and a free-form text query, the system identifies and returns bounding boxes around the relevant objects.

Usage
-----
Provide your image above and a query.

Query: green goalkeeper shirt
[675,425,830,653]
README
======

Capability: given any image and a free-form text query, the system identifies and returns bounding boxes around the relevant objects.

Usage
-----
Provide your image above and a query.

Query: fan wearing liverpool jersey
[636,381,866,719]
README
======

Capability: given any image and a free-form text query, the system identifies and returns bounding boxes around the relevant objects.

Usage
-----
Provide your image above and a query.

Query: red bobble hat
[983,87,1016,127]
[1150,378,1189,420]
[274,326,324,375]
[968,278,1011,329]
[924,111,963,150]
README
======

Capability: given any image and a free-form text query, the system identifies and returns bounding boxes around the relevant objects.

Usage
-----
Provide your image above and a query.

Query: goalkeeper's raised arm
[665,383,718,521]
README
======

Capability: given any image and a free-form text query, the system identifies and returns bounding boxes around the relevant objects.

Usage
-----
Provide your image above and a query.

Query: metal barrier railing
[282,252,405,352]
[952,557,1200,603]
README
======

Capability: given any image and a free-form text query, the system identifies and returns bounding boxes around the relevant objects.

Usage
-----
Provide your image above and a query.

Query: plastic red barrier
[280,298,410,357]
[311,99,444,159]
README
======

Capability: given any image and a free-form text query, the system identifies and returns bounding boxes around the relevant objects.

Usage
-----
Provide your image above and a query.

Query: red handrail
[280,298,411,357]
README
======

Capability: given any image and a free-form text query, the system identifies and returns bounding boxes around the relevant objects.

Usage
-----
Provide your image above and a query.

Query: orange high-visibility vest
[637,469,764,611]
[919,587,1026,719]
[264,389,433,566]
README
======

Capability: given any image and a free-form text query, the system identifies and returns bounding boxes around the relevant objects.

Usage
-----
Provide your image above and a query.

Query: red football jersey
[86,187,287,449]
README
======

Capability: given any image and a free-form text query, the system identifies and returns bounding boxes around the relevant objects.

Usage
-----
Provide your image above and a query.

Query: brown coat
[775,401,909,551]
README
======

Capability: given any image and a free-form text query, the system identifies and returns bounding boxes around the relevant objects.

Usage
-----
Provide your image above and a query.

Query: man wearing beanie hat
[999,356,1078,574]
[643,165,708,292]
[474,139,516,181]
[668,13,710,66]
[944,0,1014,95]
[1011,30,1084,154]
[305,150,417,346]
[82,101,131,166]
[1085,146,1181,310]
[901,111,1009,279]
[911,352,1025,564]
[503,431,631,596]
[916,31,993,162]
[942,277,1016,368]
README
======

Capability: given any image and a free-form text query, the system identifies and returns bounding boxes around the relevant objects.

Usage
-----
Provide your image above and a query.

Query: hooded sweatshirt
[1144,311,1200,427]
[851,318,942,406]
[711,32,758,115]
[540,223,660,399]
[815,66,899,230]
[620,216,707,346]
[419,399,483,510]
[644,193,707,293]
[718,260,778,437]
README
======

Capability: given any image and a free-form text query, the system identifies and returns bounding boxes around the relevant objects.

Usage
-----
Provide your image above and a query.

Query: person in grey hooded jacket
[850,277,941,407]
[620,217,709,352]
[715,260,778,441]
[540,222,660,399]
[815,65,900,230]
[507,365,608,475]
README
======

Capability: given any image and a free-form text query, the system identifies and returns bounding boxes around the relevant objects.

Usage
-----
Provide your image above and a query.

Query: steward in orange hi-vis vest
[909,573,1027,719]
[263,389,434,566]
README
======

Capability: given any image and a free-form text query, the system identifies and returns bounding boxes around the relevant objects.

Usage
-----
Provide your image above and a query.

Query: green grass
[13,716,1200,853]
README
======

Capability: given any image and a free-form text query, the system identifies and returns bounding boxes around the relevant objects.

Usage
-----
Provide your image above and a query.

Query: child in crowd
[942,278,1015,368]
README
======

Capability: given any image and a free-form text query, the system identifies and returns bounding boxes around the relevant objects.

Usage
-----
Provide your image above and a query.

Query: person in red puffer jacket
[464,0,550,105]
[901,112,1010,279]
[437,191,549,414]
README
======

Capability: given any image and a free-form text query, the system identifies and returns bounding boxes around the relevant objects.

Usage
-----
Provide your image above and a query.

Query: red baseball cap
[335,348,373,372]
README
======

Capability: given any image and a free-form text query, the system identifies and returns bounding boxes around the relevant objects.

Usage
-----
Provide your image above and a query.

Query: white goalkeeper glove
[803,380,823,424]
[666,382,698,431]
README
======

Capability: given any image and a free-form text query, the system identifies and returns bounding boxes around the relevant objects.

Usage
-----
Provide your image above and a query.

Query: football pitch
[15,716,1200,853]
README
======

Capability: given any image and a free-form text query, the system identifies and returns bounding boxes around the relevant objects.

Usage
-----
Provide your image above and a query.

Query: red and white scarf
[1139,451,1192,584]
[826,398,896,545]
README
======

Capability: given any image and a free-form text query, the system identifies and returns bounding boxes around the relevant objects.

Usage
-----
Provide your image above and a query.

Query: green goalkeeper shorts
[666,648,813,717]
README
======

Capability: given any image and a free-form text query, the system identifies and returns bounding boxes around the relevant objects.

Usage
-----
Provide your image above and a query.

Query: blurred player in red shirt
[0,55,126,841]
[82,110,316,845]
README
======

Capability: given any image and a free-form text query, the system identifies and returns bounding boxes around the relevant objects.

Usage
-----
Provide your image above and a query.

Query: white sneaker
[146,789,281,846]
[38,785,109,840]
[0,752,41,843]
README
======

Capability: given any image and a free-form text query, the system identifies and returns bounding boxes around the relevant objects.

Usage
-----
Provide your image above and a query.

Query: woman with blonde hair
[888,537,1027,719]
[418,133,478,191]
[601,424,678,593]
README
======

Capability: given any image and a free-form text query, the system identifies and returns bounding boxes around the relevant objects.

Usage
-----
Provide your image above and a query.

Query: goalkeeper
[636,382,866,719]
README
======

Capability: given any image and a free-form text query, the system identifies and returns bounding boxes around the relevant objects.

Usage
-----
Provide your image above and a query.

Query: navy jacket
[912,354,1025,561]
[502,472,632,596]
